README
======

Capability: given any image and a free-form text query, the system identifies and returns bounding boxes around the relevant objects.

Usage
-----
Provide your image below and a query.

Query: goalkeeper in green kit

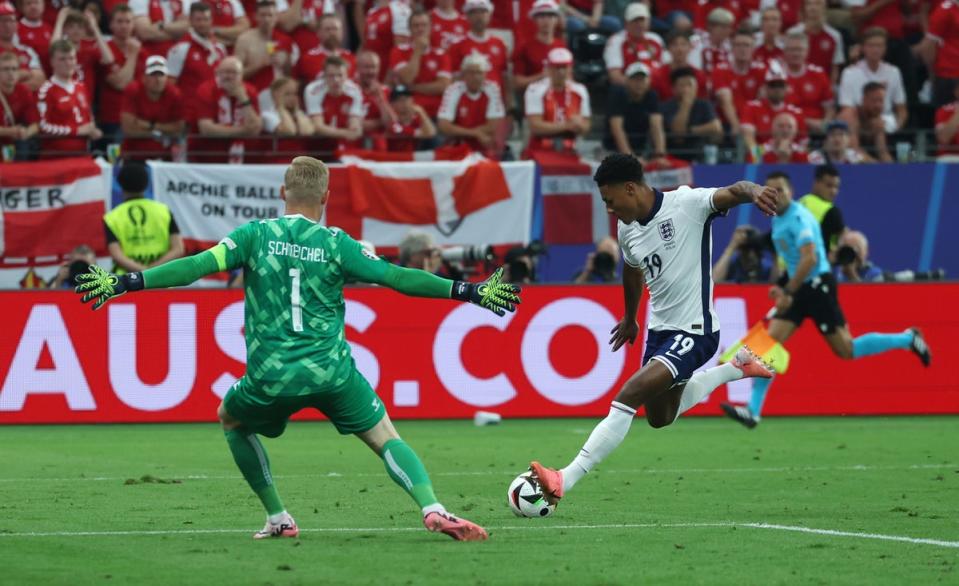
[74,157,521,542]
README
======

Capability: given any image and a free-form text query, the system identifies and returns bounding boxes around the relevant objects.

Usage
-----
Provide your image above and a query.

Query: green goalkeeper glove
[451,267,522,317]
[74,265,145,310]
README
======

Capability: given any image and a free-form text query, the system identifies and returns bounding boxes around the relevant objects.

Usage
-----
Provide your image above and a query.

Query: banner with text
[1,283,955,424]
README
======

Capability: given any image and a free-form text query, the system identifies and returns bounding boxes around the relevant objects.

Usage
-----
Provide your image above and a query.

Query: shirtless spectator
[234,0,292,93]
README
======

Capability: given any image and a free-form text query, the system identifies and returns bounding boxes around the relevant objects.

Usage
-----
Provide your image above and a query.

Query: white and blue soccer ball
[507,471,555,518]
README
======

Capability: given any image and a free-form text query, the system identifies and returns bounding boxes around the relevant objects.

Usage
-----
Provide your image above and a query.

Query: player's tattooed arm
[713,181,778,216]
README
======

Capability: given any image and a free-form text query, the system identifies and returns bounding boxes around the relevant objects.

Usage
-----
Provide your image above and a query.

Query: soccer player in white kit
[530,153,779,505]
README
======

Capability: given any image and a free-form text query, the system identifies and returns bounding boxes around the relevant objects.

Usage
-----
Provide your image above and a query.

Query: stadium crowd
[0,0,957,162]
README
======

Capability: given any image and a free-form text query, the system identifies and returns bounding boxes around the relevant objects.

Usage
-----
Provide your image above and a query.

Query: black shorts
[775,273,846,334]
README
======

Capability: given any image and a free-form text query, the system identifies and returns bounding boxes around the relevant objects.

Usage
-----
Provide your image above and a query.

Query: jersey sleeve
[337,231,390,283]
[214,221,259,271]
[794,217,816,248]
[676,186,722,223]
[616,221,640,267]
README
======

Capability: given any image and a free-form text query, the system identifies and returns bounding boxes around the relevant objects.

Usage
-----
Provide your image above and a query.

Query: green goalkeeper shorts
[222,367,386,438]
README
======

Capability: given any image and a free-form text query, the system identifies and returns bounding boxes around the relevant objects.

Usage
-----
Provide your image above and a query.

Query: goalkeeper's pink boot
[253,514,299,539]
[529,461,564,505]
[423,511,488,541]
[731,346,774,379]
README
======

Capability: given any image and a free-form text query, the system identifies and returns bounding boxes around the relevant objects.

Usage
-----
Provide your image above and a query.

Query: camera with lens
[439,244,493,264]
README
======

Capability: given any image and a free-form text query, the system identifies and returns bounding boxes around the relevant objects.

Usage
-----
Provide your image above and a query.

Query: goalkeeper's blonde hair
[284,156,329,202]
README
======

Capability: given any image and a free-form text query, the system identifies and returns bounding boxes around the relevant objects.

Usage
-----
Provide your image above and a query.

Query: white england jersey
[618,185,725,334]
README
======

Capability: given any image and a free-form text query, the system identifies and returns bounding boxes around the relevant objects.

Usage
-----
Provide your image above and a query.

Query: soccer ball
[507,471,555,518]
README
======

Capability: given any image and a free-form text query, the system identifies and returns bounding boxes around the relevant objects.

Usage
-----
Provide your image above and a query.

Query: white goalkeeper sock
[560,401,636,493]
[673,362,743,422]
[268,511,289,525]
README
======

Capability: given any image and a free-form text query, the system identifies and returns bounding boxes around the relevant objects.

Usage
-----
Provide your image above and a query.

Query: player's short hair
[814,164,839,181]
[110,3,133,18]
[861,26,886,42]
[593,153,644,187]
[49,39,76,57]
[669,66,696,86]
[766,171,791,187]
[284,156,329,201]
[190,1,211,14]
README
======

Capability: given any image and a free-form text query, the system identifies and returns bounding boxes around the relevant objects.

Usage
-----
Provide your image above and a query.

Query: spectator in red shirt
[754,6,785,66]
[304,55,362,151]
[524,47,591,154]
[391,9,452,118]
[604,2,665,86]
[561,0,622,41]
[690,7,733,74]
[437,52,504,154]
[757,111,808,162]
[354,49,391,145]
[363,0,412,75]
[131,0,189,57]
[919,0,959,107]
[55,9,114,104]
[167,2,228,97]
[201,0,250,47]
[37,39,101,156]
[651,30,707,102]
[385,83,437,151]
[449,0,512,109]
[782,30,834,133]
[0,1,45,90]
[786,0,844,83]
[235,0,292,93]
[935,81,959,156]
[512,0,564,93]
[191,56,261,162]
[17,0,52,75]
[0,51,39,154]
[293,14,355,84]
[120,55,185,159]
[740,63,806,155]
[842,80,893,161]
[100,5,143,143]
[430,0,468,50]
[712,27,766,136]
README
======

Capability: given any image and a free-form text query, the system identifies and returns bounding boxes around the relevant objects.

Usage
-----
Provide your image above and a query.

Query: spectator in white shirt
[809,120,869,164]
[837,27,907,133]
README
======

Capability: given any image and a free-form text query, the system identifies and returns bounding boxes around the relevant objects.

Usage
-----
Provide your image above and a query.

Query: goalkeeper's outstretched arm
[374,263,522,317]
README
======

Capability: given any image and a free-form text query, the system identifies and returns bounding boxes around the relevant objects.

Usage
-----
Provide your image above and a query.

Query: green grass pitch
[1,417,957,585]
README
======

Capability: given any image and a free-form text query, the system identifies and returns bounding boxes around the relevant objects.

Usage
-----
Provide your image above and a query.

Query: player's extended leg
[218,401,298,540]
[722,318,798,429]
[355,415,488,541]
[836,327,931,366]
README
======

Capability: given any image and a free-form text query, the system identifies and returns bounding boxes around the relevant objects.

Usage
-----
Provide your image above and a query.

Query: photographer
[573,237,620,284]
[834,230,883,283]
[713,225,776,284]
[398,230,442,274]
[49,244,97,288]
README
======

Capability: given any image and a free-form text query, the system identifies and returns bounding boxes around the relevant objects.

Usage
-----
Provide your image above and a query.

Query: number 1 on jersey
[289,268,303,332]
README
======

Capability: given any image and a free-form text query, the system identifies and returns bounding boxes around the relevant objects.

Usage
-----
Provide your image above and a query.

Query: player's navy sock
[852,331,913,359]
[748,377,773,418]
[380,439,441,513]
[560,401,636,493]
[224,429,285,516]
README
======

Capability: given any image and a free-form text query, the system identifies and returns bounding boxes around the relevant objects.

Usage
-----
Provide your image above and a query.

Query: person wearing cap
[0,51,39,154]
[560,0,622,44]
[604,60,665,158]
[512,0,565,92]
[385,83,437,151]
[363,0,412,79]
[166,2,228,98]
[16,0,52,75]
[0,1,45,90]
[292,14,355,85]
[781,31,833,134]
[191,56,262,161]
[104,161,184,275]
[430,0,468,50]
[740,62,806,156]
[712,26,766,136]
[234,1,293,94]
[837,27,907,136]
[448,0,512,110]
[303,55,362,151]
[389,9,452,118]
[754,6,785,67]
[688,7,733,74]
[131,0,190,58]
[603,3,665,86]
[120,54,186,159]
[756,111,809,163]
[523,46,590,155]
[37,39,101,157]
[650,29,707,102]
[786,0,844,84]
[100,5,143,143]
[809,119,867,164]
[658,66,721,161]
[437,52,505,155]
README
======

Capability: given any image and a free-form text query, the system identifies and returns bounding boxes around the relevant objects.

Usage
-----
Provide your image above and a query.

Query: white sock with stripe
[560,401,636,493]
[673,362,743,422]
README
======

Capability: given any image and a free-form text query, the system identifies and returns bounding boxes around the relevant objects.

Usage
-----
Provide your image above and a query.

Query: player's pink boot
[253,514,299,540]
[731,346,774,379]
[529,461,564,505]
[423,511,489,541]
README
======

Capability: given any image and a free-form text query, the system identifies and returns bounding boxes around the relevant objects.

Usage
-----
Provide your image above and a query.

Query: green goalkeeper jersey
[214,214,414,395]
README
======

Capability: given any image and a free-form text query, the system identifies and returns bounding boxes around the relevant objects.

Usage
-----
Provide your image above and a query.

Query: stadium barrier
[1,283,955,424]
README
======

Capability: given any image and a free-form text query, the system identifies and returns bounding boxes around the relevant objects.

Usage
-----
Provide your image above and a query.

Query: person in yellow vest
[104,162,184,274]
[798,164,845,258]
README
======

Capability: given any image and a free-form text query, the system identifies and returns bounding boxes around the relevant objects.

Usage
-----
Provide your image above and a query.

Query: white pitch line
[0,463,952,484]
[1,522,957,549]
